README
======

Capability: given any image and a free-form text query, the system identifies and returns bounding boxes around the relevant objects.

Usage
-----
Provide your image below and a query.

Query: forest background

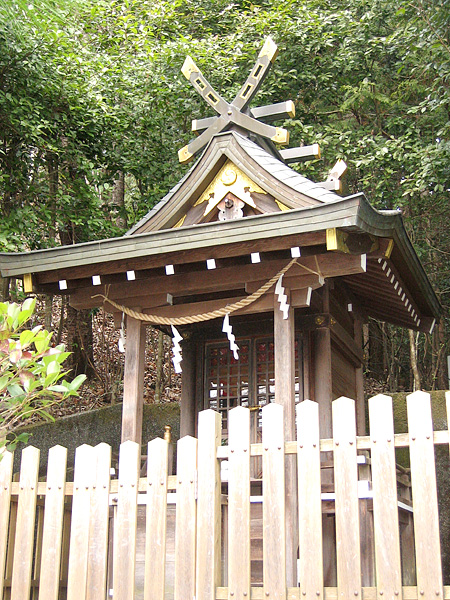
[0,0,449,411]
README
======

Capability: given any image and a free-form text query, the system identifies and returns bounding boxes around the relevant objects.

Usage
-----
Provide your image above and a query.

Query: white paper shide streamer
[222,313,239,360]
[275,274,290,319]
[118,313,126,353]
[171,325,183,373]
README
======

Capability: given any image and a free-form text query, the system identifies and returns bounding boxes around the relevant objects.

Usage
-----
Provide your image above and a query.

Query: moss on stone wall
[13,402,180,477]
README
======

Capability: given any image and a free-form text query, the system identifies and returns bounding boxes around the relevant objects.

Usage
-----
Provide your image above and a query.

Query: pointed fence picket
[67,444,95,600]
[369,395,402,598]
[144,437,169,600]
[332,397,361,599]
[87,443,111,599]
[0,451,13,599]
[38,445,67,600]
[228,406,251,599]
[408,392,443,598]
[297,400,323,600]
[11,446,39,600]
[195,409,222,600]
[174,436,197,600]
[113,440,140,600]
[1,391,450,600]
[262,403,286,600]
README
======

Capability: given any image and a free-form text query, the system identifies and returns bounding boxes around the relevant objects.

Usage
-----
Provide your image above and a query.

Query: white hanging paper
[118,313,126,353]
[222,314,239,360]
[275,274,290,319]
[171,325,183,374]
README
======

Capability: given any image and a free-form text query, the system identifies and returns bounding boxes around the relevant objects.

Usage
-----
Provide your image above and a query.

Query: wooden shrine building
[0,37,439,446]
[0,37,443,591]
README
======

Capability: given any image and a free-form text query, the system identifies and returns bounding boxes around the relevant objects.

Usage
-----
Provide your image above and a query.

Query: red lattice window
[205,337,302,432]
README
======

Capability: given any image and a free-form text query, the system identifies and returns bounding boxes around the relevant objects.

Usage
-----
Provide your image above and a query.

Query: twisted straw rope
[94,257,303,326]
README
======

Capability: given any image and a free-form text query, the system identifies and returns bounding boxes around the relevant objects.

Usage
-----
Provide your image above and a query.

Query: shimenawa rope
[92,257,323,326]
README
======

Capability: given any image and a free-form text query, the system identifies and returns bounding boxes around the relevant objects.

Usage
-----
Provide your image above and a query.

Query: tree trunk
[409,329,421,391]
[65,305,95,378]
[46,153,58,239]
[56,296,66,345]
[368,319,384,378]
[154,330,164,403]
[44,295,53,331]
[112,171,127,229]
[0,276,10,302]
[436,320,447,390]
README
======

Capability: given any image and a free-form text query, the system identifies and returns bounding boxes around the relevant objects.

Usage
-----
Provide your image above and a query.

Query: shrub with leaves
[0,298,86,452]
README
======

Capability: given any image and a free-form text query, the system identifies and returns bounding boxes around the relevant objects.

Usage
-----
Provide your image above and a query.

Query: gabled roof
[127,131,339,235]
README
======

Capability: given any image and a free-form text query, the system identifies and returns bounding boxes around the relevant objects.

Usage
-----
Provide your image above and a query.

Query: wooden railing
[1,391,449,600]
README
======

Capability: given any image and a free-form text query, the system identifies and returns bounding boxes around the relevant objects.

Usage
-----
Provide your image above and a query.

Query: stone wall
[13,402,180,478]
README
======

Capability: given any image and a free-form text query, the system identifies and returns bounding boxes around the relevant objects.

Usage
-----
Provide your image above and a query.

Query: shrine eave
[0,194,441,324]
[2,194,383,276]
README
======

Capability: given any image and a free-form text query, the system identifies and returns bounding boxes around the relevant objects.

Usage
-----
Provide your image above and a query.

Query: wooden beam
[133,287,312,320]
[279,144,320,163]
[313,326,333,438]
[34,230,327,286]
[247,253,367,294]
[246,273,323,294]
[273,291,297,587]
[327,229,378,255]
[70,291,172,311]
[330,316,364,367]
[312,288,333,439]
[121,317,146,446]
[192,101,296,133]
[251,100,295,121]
[312,288,337,586]
[70,257,321,312]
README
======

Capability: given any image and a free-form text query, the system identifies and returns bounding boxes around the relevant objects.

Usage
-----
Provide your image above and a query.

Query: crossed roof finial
[178,37,294,164]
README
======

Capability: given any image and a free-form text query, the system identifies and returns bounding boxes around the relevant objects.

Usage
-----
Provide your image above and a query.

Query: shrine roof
[127,131,339,236]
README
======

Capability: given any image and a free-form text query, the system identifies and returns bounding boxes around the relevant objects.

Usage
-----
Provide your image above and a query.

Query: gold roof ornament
[178,37,293,164]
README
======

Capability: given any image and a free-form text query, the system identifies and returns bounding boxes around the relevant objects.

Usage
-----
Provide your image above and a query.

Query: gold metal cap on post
[272,127,289,145]
[181,56,198,80]
[259,36,279,63]
[164,425,172,444]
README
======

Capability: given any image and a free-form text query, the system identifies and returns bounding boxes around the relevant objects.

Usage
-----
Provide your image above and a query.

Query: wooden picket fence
[1,391,450,600]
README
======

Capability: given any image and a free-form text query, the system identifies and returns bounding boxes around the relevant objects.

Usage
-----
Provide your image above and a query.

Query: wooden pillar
[313,287,336,586]
[313,327,333,438]
[274,291,298,587]
[313,285,333,438]
[354,318,366,435]
[121,316,146,446]
[180,339,197,438]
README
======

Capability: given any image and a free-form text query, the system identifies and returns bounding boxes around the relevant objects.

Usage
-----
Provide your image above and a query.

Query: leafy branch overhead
[0,298,86,452]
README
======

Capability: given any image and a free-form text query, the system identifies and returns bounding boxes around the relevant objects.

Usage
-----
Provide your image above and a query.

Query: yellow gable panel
[173,160,289,228]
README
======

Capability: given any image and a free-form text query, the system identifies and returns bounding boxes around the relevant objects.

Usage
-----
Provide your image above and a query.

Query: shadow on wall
[392,390,450,585]
[13,402,180,479]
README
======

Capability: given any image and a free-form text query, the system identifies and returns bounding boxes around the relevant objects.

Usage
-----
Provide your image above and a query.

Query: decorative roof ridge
[126,130,344,236]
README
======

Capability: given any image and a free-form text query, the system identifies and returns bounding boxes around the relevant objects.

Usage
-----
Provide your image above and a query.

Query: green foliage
[0,0,449,385]
[0,298,86,453]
